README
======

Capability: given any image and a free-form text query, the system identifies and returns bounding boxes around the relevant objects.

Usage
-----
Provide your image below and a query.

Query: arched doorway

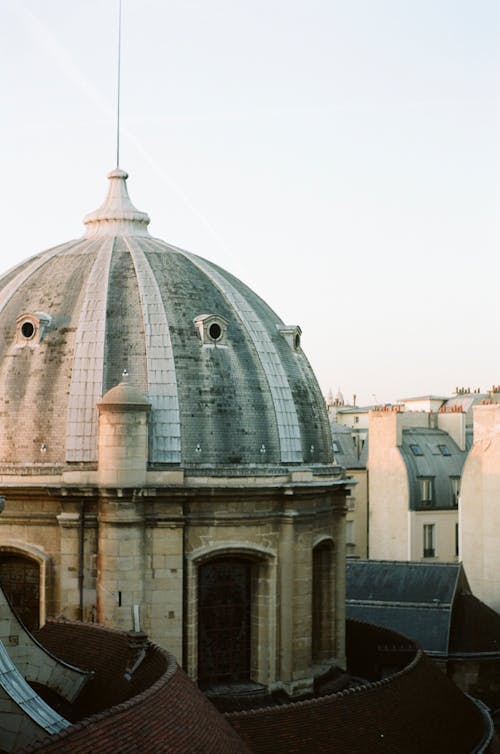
[0,553,40,631]
[312,540,334,661]
[198,557,251,685]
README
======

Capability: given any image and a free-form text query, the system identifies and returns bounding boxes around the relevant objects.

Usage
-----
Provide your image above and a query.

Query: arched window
[312,540,334,662]
[198,557,252,685]
[0,553,40,631]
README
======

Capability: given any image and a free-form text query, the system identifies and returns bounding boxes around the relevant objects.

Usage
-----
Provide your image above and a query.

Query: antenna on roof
[116,0,122,168]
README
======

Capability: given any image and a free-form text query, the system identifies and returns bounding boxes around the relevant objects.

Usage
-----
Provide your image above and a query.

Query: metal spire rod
[116,0,122,167]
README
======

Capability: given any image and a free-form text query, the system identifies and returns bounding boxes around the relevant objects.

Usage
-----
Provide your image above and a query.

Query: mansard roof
[399,426,467,509]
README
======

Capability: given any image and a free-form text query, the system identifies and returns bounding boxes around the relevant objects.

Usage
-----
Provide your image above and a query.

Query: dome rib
[124,237,181,464]
[179,249,303,464]
[66,237,114,462]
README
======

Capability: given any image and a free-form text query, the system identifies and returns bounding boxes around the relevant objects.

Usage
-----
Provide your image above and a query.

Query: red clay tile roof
[23,620,250,754]
[21,618,491,754]
[228,623,489,754]
[228,652,487,754]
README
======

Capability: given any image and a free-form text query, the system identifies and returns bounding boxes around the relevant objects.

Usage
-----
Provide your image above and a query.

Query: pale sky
[1,1,499,405]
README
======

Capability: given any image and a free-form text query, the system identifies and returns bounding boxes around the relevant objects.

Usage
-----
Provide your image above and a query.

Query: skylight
[409,444,424,456]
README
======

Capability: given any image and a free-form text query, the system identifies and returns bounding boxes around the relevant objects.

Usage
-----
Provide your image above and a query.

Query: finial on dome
[83,169,151,238]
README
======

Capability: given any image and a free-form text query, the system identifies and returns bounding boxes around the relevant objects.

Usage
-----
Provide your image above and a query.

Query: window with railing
[423,524,435,558]
[420,478,433,506]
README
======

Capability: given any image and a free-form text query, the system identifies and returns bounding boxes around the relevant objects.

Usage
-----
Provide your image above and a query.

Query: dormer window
[16,312,52,346]
[278,325,302,351]
[194,314,228,346]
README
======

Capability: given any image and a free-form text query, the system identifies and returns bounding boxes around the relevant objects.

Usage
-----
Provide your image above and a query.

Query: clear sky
[1,1,499,405]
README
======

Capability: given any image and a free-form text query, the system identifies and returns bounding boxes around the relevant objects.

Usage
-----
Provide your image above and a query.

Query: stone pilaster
[97,497,145,631]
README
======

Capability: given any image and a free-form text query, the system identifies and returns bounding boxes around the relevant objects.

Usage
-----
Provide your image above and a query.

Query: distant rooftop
[398,395,449,402]
[336,406,372,414]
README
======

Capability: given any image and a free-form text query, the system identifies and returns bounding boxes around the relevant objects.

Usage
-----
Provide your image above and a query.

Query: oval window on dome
[208,322,222,341]
[21,321,35,339]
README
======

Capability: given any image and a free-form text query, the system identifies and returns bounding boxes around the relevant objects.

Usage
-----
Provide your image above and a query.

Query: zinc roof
[399,427,467,510]
[346,560,466,654]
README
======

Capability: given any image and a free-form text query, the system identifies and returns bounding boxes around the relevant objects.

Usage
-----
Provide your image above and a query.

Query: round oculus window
[21,321,35,339]
[208,322,222,341]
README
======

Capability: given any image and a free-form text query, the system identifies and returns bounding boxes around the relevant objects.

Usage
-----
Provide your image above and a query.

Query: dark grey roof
[399,427,467,510]
[330,424,368,469]
[330,424,359,468]
[346,560,467,654]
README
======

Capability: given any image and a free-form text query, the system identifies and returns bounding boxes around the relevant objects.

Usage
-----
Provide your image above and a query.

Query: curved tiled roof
[25,621,249,753]
[21,619,492,754]
[228,621,490,754]
[0,170,332,472]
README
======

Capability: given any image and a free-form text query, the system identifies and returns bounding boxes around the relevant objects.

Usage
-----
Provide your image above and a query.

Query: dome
[0,169,332,471]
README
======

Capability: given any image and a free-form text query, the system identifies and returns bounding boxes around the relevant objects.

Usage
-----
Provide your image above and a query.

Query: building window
[332,440,343,454]
[410,443,424,456]
[420,478,433,505]
[438,444,451,456]
[455,523,459,557]
[423,524,435,558]
[450,477,460,507]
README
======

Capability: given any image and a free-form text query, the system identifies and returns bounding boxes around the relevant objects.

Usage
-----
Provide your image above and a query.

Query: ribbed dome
[0,170,332,471]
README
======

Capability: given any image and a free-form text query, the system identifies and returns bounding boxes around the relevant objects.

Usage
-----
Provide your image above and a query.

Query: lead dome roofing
[0,170,332,471]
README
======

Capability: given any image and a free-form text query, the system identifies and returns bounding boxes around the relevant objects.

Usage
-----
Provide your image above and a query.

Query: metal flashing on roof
[0,639,70,735]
